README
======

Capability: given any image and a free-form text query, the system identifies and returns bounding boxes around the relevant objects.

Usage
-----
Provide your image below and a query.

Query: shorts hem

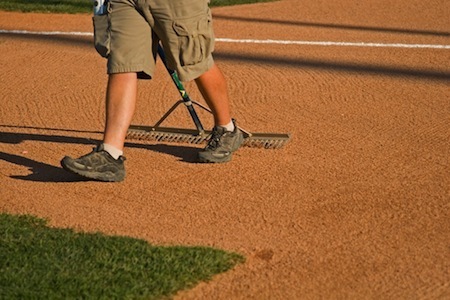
[177,55,214,82]
[108,64,153,79]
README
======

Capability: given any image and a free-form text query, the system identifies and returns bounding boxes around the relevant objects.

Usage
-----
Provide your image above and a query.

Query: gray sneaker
[198,120,244,163]
[60,144,126,182]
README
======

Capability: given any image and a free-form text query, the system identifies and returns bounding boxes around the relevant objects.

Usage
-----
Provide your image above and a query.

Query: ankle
[219,120,235,132]
[103,143,123,160]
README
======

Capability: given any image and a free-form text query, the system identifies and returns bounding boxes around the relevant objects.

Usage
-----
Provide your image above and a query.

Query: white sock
[220,120,235,132]
[103,143,123,160]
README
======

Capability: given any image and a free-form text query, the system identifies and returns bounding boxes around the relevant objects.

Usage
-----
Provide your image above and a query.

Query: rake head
[127,45,291,150]
[126,125,290,149]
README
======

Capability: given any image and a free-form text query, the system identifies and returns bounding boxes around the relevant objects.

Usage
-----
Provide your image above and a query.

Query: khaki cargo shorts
[93,0,215,82]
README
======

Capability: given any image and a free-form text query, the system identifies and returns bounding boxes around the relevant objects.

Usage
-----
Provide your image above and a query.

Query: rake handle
[157,45,205,134]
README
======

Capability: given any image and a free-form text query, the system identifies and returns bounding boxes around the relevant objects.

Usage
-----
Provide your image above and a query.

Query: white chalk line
[1,29,450,49]
[0,29,93,36]
[218,38,450,49]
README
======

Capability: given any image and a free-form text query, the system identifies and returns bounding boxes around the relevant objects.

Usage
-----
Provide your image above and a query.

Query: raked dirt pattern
[0,0,449,299]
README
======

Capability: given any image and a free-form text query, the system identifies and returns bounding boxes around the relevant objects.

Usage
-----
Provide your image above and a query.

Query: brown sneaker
[198,120,244,163]
[60,144,126,182]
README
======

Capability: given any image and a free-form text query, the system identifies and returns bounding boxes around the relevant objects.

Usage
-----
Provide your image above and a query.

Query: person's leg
[60,73,136,182]
[195,63,243,163]
[103,72,138,151]
[194,63,231,127]
[60,0,156,181]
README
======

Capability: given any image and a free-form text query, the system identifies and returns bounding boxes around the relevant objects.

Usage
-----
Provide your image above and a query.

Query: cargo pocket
[173,13,214,66]
[93,14,111,58]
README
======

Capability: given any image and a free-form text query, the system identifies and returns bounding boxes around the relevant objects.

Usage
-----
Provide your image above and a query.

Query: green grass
[0,0,275,14]
[0,213,244,299]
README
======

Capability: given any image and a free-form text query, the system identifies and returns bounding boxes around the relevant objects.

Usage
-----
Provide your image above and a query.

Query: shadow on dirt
[213,51,450,82]
[212,14,450,37]
[0,151,87,182]
[0,128,201,182]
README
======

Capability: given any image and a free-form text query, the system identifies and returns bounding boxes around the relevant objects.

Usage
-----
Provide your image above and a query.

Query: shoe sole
[197,154,232,163]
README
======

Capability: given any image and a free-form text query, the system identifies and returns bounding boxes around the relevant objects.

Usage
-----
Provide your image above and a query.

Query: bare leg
[103,72,138,150]
[195,63,231,126]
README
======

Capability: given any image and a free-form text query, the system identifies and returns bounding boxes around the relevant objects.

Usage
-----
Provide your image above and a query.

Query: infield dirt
[1,0,449,298]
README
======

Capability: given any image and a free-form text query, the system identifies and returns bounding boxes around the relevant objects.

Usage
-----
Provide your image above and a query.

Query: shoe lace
[205,127,224,150]
[78,147,98,160]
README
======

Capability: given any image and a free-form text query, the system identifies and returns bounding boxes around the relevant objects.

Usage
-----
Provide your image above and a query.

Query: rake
[126,44,290,149]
